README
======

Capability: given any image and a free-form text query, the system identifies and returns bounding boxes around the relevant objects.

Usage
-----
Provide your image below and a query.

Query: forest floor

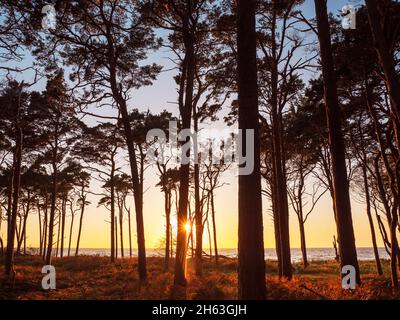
[0,255,399,300]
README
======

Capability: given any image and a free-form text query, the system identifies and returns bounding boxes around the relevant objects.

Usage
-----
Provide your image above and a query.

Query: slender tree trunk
[127,205,133,258]
[56,209,61,257]
[298,213,308,269]
[17,195,30,255]
[193,106,203,275]
[115,216,118,259]
[210,191,218,265]
[365,0,400,148]
[119,202,124,258]
[75,193,86,257]
[362,163,383,275]
[60,193,67,257]
[270,8,292,280]
[314,0,360,285]
[237,0,266,300]
[164,190,171,270]
[42,196,48,261]
[5,85,23,276]
[110,160,116,261]
[174,18,196,287]
[68,207,74,257]
[106,25,146,277]
[45,132,59,265]
[38,206,43,256]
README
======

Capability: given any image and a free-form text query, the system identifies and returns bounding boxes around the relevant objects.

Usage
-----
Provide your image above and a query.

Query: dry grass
[0,256,399,300]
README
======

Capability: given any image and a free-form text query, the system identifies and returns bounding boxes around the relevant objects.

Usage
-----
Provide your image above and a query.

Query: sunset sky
[9,0,381,252]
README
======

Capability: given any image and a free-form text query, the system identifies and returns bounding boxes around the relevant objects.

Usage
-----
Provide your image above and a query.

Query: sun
[184,222,191,233]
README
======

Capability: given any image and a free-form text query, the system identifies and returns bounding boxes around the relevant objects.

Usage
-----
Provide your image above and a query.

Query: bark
[268,4,292,280]
[365,0,400,148]
[38,206,43,256]
[314,0,360,284]
[67,201,75,257]
[164,187,171,270]
[174,10,196,287]
[5,84,23,276]
[127,204,133,258]
[210,191,218,265]
[45,121,59,265]
[75,189,86,256]
[194,106,203,275]
[105,22,146,279]
[60,192,67,257]
[237,0,266,300]
[362,160,383,275]
[119,199,124,258]
[110,156,115,261]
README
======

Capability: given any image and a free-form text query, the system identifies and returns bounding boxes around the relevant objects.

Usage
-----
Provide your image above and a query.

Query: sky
[3,0,383,252]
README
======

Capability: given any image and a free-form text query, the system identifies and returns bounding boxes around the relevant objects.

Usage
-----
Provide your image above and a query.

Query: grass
[0,255,399,300]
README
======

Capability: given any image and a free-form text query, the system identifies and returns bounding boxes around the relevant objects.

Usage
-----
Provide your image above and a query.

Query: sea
[29,247,391,261]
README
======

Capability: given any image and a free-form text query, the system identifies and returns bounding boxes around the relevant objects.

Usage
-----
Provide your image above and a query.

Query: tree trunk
[42,195,48,261]
[38,205,43,256]
[110,159,116,261]
[68,204,74,257]
[106,25,146,277]
[365,0,400,148]
[119,202,124,258]
[5,84,23,276]
[237,0,266,300]
[75,193,85,257]
[127,205,133,258]
[210,191,218,265]
[60,192,67,257]
[164,190,171,270]
[55,209,61,257]
[298,214,308,269]
[194,106,203,276]
[115,216,118,259]
[45,125,59,265]
[362,163,383,275]
[314,0,360,284]
[174,16,196,287]
[270,7,292,280]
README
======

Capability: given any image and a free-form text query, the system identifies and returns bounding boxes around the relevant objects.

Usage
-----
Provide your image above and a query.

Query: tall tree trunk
[42,195,48,261]
[174,15,196,287]
[298,212,308,269]
[75,192,86,257]
[55,209,61,257]
[119,201,124,258]
[106,25,147,278]
[194,106,203,276]
[237,0,266,300]
[127,205,133,258]
[60,192,67,257]
[110,159,115,262]
[115,216,118,259]
[365,0,400,148]
[45,127,59,265]
[5,84,23,276]
[210,191,218,265]
[68,204,74,257]
[38,206,43,256]
[164,190,171,271]
[314,0,360,284]
[270,7,292,280]
[362,162,383,275]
